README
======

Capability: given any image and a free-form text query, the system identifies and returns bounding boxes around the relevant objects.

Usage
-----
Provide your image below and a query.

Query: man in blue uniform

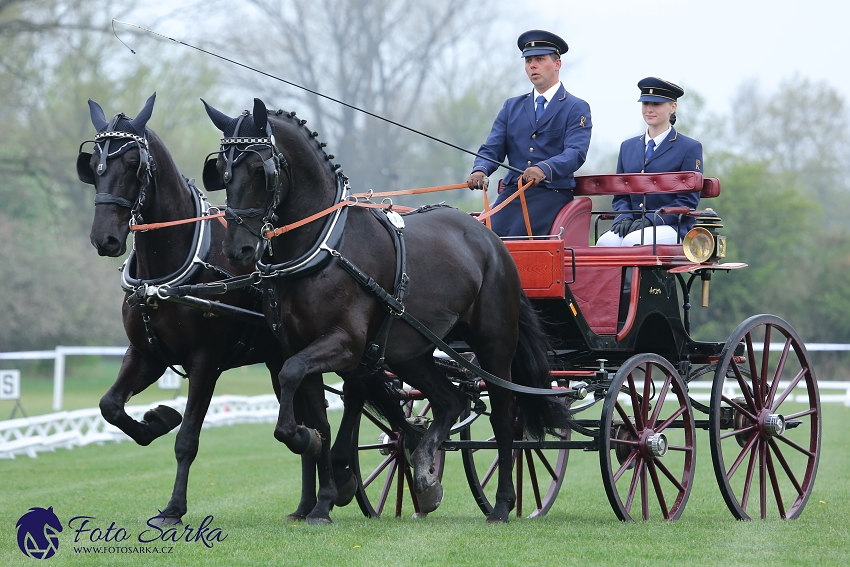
[597,77,703,246]
[467,30,592,237]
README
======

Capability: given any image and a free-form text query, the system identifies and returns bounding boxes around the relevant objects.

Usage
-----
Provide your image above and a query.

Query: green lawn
[1,377,848,566]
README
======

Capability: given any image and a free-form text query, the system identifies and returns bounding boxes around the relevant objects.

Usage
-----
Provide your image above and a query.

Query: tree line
[1,0,848,358]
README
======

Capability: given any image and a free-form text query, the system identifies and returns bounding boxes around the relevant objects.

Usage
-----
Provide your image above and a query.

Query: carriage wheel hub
[763,413,785,437]
[378,432,392,455]
[647,433,668,457]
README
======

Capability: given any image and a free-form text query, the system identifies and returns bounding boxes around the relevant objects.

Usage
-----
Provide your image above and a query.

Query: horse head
[78,93,156,256]
[202,97,293,266]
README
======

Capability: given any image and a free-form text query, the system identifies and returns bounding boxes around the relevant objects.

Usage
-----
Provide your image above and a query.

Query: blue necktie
[645,139,656,164]
[535,95,546,121]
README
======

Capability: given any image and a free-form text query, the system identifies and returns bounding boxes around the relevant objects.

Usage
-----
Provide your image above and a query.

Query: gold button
[527,161,532,165]
[532,134,537,139]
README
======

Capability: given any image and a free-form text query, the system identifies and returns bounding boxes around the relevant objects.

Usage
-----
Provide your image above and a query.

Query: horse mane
[267,108,346,185]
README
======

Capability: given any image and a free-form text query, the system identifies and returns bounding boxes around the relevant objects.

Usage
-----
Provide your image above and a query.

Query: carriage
[79,96,820,525]
[348,170,821,522]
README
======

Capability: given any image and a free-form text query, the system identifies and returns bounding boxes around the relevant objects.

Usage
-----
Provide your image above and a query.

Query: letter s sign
[0,370,21,400]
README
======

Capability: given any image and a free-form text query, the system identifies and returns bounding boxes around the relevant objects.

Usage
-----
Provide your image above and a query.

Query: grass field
[1,361,849,566]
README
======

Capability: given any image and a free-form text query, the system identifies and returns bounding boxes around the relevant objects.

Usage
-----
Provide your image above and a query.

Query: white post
[53,346,66,411]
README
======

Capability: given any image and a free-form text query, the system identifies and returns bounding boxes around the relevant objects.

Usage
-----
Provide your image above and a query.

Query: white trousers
[596,224,679,247]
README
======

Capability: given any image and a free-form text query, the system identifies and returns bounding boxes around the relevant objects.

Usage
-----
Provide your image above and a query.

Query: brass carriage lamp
[682,208,726,307]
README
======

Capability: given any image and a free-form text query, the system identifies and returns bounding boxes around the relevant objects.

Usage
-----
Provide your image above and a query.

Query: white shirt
[645,125,672,152]
[534,82,562,114]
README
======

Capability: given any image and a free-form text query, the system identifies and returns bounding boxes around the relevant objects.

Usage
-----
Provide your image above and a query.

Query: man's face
[525,54,561,91]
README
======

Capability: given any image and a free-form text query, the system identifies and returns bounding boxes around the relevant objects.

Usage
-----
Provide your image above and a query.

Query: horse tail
[511,292,571,439]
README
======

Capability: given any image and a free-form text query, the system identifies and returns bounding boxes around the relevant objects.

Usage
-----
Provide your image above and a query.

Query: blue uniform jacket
[472,84,592,236]
[613,127,703,240]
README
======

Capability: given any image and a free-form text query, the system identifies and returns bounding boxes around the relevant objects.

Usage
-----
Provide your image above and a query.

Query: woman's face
[642,101,677,128]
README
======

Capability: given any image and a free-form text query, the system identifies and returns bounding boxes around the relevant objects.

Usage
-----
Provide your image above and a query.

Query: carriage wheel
[708,315,821,520]
[600,353,696,521]
[350,399,444,518]
[460,399,570,518]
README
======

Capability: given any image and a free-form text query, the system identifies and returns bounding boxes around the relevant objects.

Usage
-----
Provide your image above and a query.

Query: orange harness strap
[131,210,226,231]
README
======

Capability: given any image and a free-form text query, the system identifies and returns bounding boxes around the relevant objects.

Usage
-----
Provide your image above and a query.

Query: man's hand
[521,166,546,186]
[467,171,488,190]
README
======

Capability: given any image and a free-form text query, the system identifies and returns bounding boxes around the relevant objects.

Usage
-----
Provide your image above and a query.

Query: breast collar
[255,173,350,279]
[121,179,213,291]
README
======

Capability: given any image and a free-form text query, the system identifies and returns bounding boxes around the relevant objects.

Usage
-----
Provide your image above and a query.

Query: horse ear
[76,152,95,185]
[88,99,109,132]
[130,92,156,133]
[201,98,233,133]
[253,98,269,133]
[202,157,225,191]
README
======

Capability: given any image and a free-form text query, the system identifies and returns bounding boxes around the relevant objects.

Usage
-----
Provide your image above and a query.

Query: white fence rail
[1,380,847,460]
[2,344,849,412]
[0,388,345,460]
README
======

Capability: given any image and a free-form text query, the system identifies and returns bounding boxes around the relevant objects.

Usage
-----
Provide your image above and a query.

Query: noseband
[77,113,154,226]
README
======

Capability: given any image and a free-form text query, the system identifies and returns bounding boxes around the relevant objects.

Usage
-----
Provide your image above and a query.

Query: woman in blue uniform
[596,77,702,246]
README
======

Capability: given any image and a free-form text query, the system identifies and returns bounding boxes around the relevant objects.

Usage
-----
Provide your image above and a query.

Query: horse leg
[483,385,518,523]
[286,387,319,521]
[297,373,337,525]
[328,374,365,508]
[99,346,182,446]
[153,360,220,525]
[391,354,467,514]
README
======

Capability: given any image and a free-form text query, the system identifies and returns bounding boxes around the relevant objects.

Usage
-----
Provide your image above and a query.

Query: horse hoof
[148,514,183,527]
[486,514,509,524]
[412,512,429,519]
[414,481,443,514]
[286,513,306,522]
[305,516,333,525]
[335,472,357,507]
[304,428,323,456]
[143,405,183,437]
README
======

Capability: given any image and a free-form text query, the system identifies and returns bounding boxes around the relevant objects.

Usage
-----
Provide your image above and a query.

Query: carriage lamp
[682,209,727,307]
[682,208,726,264]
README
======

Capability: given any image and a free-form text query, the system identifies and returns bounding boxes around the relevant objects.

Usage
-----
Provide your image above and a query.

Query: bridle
[203,111,290,243]
[76,113,154,226]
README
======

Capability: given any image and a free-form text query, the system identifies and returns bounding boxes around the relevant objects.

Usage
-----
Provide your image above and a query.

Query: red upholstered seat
[549,197,592,244]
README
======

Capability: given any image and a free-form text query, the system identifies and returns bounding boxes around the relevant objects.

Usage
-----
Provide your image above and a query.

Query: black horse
[76,93,343,524]
[201,98,569,523]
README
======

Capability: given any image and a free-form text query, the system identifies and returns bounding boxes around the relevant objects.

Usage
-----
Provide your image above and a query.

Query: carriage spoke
[759,440,767,519]
[771,368,808,411]
[624,459,644,515]
[640,460,649,520]
[525,449,545,512]
[647,460,670,519]
[533,448,558,480]
[613,450,639,482]
[614,402,641,439]
[648,375,672,428]
[610,438,640,447]
[376,459,398,516]
[721,395,758,422]
[727,433,759,481]
[653,405,686,434]
[363,452,395,488]
[766,337,792,407]
[720,423,758,440]
[765,444,787,519]
[641,364,653,426]
[760,325,772,402]
[627,373,645,430]
[481,454,500,488]
[730,359,759,414]
[774,432,816,458]
[784,407,817,420]
[364,410,394,435]
[740,440,759,512]
[768,439,803,495]
[396,458,408,518]
[654,458,686,493]
[744,334,763,410]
